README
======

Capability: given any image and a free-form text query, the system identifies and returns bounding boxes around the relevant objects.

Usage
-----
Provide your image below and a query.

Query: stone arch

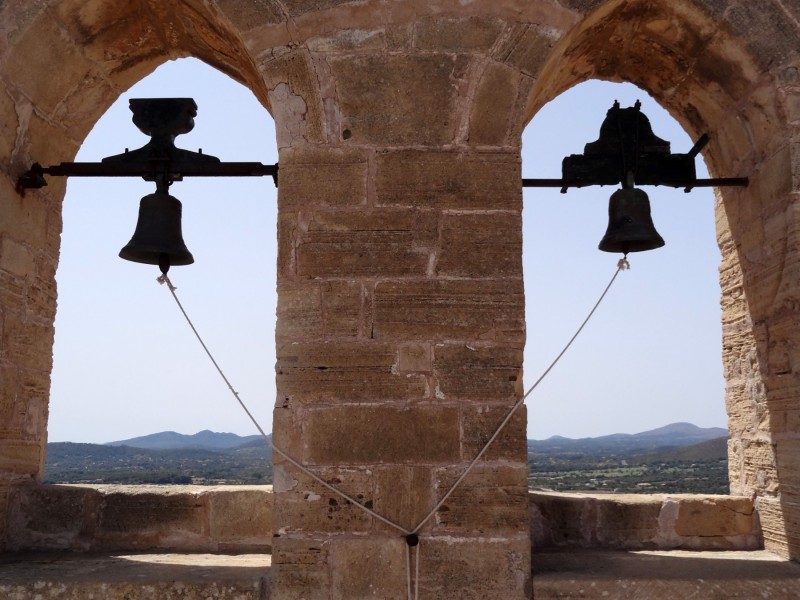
[518,0,800,559]
[0,0,285,533]
[520,79,725,444]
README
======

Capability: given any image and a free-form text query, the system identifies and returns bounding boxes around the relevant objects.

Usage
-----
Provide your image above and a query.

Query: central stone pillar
[269,34,531,598]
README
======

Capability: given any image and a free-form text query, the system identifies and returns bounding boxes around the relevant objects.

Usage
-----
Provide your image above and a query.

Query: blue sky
[47,58,726,443]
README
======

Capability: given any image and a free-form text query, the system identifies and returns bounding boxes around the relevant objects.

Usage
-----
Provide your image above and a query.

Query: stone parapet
[530,491,762,552]
[6,484,273,553]
[4,484,765,555]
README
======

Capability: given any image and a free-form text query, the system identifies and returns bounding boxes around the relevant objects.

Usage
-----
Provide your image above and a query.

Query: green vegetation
[528,436,729,494]
[44,441,273,485]
[528,460,729,494]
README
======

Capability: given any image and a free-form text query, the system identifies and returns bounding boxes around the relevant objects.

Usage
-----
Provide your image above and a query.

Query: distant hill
[106,429,264,451]
[529,422,727,455]
[634,436,728,464]
[46,436,272,485]
[45,424,727,490]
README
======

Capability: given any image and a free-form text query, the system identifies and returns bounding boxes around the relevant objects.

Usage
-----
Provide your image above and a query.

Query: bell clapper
[159,252,171,275]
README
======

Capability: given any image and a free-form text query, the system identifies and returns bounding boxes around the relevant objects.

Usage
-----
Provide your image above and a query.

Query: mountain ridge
[98,422,726,452]
[537,422,726,443]
[45,423,727,491]
[106,429,265,451]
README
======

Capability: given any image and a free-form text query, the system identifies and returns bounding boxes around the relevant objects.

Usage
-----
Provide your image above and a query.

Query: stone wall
[6,484,273,553]
[0,1,798,598]
[4,484,762,555]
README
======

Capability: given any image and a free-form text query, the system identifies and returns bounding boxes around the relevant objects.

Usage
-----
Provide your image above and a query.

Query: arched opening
[520,0,799,558]
[522,80,725,435]
[522,79,727,493]
[46,57,277,473]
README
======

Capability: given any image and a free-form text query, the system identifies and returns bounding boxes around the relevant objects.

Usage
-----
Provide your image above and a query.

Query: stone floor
[533,549,800,599]
[0,552,271,599]
[1,549,799,599]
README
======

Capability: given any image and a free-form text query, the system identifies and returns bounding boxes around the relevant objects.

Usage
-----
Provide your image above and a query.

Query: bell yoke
[16,98,748,270]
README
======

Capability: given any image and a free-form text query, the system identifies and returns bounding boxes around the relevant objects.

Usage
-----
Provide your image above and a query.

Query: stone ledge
[530,491,762,551]
[7,484,273,553]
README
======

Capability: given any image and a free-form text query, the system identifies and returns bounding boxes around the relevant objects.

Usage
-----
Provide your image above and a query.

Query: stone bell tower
[1,1,800,599]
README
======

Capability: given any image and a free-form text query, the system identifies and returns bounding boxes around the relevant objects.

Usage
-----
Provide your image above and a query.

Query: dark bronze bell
[119,191,194,272]
[598,187,665,254]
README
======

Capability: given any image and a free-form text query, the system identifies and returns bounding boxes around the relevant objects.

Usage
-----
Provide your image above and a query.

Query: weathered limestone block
[259,50,325,146]
[328,53,470,145]
[0,91,18,161]
[296,209,435,278]
[277,146,369,209]
[51,0,168,93]
[0,181,51,248]
[13,372,49,438]
[373,279,525,342]
[396,342,432,374]
[434,343,523,401]
[414,16,505,52]
[302,404,460,465]
[271,537,330,600]
[206,488,273,551]
[277,211,298,278]
[757,494,800,557]
[434,464,529,534]
[6,484,93,551]
[0,366,19,425]
[0,440,43,477]
[214,0,284,33]
[674,495,757,538]
[777,439,800,496]
[276,341,428,403]
[461,404,528,462]
[1,314,55,373]
[530,492,597,548]
[306,27,387,52]
[741,439,780,494]
[712,117,755,173]
[468,62,520,146]
[0,237,34,278]
[741,84,787,160]
[330,537,407,600]
[375,150,521,209]
[417,536,531,600]
[595,495,661,547]
[97,490,206,547]
[23,113,80,175]
[373,465,434,532]
[494,22,560,78]
[272,465,373,534]
[437,211,522,277]
[726,2,800,69]
[276,281,362,340]
[281,0,357,19]
[4,14,93,116]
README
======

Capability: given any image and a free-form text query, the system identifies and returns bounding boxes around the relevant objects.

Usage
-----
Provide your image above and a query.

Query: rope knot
[157,273,177,291]
[617,257,630,270]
